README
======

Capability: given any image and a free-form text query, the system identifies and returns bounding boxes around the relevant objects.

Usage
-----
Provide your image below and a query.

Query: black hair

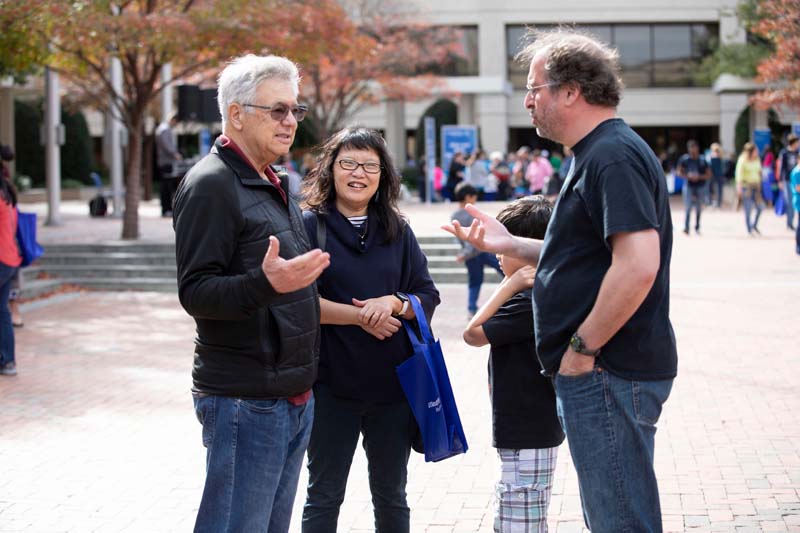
[454,182,479,202]
[301,126,404,242]
[496,195,553,239]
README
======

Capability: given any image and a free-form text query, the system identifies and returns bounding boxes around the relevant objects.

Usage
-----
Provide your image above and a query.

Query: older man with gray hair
[445,29,676,532]
[173,54,330,532]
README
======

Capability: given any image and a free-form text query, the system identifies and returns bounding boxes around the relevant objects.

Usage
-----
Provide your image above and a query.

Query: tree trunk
[121,118,142,240]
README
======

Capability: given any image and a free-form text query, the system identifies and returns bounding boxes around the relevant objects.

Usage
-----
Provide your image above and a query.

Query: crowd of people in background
[434,145,573,203]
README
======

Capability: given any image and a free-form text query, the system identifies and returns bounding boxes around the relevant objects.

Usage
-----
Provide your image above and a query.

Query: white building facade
[350,0,798,163]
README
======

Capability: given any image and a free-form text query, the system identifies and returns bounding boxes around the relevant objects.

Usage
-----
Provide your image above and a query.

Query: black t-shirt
[532,118,677,381]
[678,154,709,189]
[483,289,564,449]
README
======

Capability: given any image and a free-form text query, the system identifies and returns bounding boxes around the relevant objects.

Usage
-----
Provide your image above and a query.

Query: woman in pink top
[525,149,553,194]
[0,173,21,376]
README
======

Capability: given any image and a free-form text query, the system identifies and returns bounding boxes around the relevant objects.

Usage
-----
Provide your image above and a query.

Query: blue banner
[424,117,436,204]
[753,128,771,156]
[441,125,478,175]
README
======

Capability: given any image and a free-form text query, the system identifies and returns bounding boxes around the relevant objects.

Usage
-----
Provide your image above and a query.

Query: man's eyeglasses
[525,82,557,97]
[337,158,382,174]
[242,103,308,122]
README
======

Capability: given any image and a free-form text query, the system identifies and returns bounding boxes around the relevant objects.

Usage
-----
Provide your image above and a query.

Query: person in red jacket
[0,163,21,376]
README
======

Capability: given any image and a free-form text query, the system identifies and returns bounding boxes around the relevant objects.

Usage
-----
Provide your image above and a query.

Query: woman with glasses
[735,142,764,235]
[300,127,440,533]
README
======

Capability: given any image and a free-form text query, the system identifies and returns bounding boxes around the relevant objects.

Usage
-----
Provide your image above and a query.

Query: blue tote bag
[396,295,468,462]
[16,210,44,267]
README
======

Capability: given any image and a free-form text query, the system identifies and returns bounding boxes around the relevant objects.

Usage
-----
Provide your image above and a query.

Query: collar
[217,135,286,204]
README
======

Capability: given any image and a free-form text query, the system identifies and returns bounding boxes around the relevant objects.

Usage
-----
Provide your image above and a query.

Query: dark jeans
[302,383,413,533]
[795,212,800,254]
[465,252,502,313]
[0,263,17,366]
[555,366,673,533]
[159,164,178,215]
[711,176,725,207]
[192,394,313,533]
[683,184,703,232]
[783,184,796,229]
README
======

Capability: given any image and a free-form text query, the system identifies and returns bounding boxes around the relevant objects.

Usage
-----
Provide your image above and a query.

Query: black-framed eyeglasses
[337,158,382,174]
[242,103,308,122]
[525,82,557,97]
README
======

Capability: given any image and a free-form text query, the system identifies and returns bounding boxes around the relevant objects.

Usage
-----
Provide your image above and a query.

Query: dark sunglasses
[242,103,308,122]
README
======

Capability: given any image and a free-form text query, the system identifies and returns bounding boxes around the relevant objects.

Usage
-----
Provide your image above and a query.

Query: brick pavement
[2,198,799,532]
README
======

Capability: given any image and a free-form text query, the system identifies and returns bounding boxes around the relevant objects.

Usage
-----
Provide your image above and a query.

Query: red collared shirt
[218,135,287,205]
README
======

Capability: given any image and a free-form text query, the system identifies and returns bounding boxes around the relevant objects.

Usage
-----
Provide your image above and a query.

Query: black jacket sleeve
[173,163,278,320]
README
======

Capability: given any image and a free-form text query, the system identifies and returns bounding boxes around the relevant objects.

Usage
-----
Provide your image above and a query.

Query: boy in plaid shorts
[463,196,564,532]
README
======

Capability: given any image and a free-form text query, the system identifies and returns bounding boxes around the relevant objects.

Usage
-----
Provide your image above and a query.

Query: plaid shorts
[494,447,559,533]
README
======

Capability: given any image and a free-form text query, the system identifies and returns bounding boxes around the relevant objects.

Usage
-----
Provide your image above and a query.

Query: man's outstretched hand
[262,236,330,294]
[441,203,515,255]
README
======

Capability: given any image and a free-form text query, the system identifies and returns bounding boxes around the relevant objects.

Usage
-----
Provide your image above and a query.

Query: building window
[506,23,718,89]
[412,26,479,77]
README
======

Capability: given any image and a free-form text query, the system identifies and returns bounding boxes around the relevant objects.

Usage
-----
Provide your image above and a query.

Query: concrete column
[44,67,62,226]
[384,99,406,167]
[161,63,173,123]
[109,57,125,217]
[476,94,508,154]
[478,16,505,77]
[0,86,15,178]
[719,93,748,156]
[457,94,475,126]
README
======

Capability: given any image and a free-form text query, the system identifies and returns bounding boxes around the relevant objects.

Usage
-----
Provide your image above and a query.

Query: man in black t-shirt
[677,140,711,235]
[444,29,676,533]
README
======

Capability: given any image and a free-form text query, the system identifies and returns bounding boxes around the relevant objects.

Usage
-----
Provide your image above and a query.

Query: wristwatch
[393,292,410,317]
[569,332,601,357]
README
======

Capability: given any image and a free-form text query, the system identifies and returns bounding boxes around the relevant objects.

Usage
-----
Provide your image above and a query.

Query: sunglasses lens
[270,105,289,121]
[293,106,307,122]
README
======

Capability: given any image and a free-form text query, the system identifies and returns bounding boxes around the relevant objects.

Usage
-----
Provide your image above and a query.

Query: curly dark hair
[516,27,623,108]
[301,127,404,242]
[496,195,553,240]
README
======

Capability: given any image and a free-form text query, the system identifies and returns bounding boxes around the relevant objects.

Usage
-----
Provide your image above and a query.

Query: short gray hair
[217,54,300,128]
[517,28,623,108]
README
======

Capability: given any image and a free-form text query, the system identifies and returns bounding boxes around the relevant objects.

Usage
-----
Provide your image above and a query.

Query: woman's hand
[352,295,398,327]
[360,316,402,340]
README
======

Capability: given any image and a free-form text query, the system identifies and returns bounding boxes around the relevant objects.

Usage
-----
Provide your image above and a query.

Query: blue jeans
[783,184,796,229]
[0,263,17,366]
[742,186,763,233]
[711,176,725,207]
[465,252,502,313]
[795,212,800,254]
[302,383,413,533]
[682,185,703,232]
[192,393,314,533]
[554,366,673,533]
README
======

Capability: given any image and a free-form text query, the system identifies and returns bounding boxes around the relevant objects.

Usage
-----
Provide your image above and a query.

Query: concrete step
[428,268,502,284]
[17,279,64,300]
[37,252,176,267]
[24,264,176,280]
[42,242,176,255]
[62,278,178,292]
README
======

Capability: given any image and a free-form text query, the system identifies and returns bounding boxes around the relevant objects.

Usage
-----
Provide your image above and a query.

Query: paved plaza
[1,196,799,532]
